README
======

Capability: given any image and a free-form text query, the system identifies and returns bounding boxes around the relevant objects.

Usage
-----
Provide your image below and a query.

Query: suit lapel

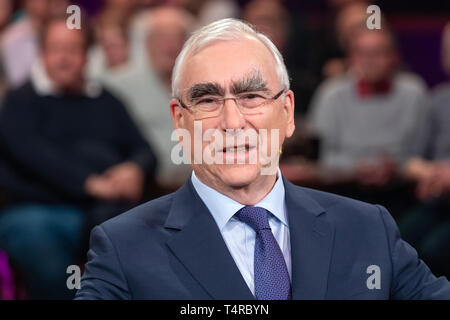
[165,180,254,300]
[283,178,334,299]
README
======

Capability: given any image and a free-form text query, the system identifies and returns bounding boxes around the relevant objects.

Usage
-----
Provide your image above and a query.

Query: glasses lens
[239,93,267,110]
[189,92,277,115]
[194,97,221,112]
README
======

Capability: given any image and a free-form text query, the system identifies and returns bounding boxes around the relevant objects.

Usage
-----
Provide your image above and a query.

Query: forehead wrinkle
[230,70,269,95]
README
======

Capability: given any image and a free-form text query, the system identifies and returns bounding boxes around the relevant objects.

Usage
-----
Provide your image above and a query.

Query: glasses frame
[177,88,286,115]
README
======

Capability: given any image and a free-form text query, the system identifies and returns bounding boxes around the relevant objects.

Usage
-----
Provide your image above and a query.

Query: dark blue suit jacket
[75,177,450,299]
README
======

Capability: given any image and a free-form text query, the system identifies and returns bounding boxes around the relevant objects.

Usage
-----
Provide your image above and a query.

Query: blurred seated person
[88,22,131,79]
[406,22,450,200]
[307,0,370,82]
[86,0,136,79]
[407,84,450,199]
[308,24,427,182]
[0,19,157,299]
[242,0,319,115]
[280,1,378,174]
[0,0,68,88]
[94,0,136,28]
[103,6,194,191]
[283,24,427,217]
[400,83,450,278]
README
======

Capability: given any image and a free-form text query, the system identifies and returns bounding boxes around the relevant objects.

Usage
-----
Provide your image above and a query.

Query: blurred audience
[0,0,448,299]
[94,0,136,28]
[96,0,236,71]
[86,0,136,80]
[399,75,450,278]
[282,24,428,219]
[170,0,238,26]
[103,6,194,191]
[242,0,289,51]
[298,0,372,90]
[0,0,13,32]
[96,22,130,74]
[308,25,427,185]
[0,0,14,99]
[407,83,450,201]
[0,0,68,88]
[0,20,157,299]
[321,0,369,79]
[242,0,318,115]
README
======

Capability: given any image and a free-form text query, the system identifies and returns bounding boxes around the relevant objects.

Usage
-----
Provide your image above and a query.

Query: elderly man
[76,19,450,300]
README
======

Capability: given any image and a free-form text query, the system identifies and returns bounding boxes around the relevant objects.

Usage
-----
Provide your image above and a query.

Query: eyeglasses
[177,88,285,117]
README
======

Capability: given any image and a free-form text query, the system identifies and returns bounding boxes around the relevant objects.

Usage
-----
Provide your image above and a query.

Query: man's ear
[283,90,295,138]
[170,98,184,130]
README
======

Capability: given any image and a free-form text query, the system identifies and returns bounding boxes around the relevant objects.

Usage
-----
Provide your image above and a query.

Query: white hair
[171,18,290,98]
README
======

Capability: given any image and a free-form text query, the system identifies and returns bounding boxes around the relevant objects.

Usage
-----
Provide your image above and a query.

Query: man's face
[350,31,397,83]
[43,22,87,90]
[170,36,295,190]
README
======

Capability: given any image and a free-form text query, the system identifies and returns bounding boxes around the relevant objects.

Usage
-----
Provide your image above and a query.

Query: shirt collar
[191,168,288,231]
[30,59,102,98]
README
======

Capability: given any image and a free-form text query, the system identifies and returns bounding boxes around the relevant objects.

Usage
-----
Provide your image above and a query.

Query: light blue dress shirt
[191,169,292,295]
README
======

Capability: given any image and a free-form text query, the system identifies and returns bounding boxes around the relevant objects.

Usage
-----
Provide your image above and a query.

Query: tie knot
[237,206,271,232]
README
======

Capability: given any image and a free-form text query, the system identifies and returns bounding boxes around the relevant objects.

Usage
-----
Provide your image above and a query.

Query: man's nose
[220,98,246,131]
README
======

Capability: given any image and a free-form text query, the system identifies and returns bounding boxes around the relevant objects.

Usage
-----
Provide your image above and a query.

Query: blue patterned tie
[237,206,291,300]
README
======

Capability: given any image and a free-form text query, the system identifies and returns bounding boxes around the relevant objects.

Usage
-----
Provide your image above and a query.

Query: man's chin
[217,164,262,188]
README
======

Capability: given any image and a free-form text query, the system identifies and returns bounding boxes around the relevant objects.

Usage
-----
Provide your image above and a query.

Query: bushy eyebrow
[230,70,269,95]
[188,83,225,101]
[186,70,269,101]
